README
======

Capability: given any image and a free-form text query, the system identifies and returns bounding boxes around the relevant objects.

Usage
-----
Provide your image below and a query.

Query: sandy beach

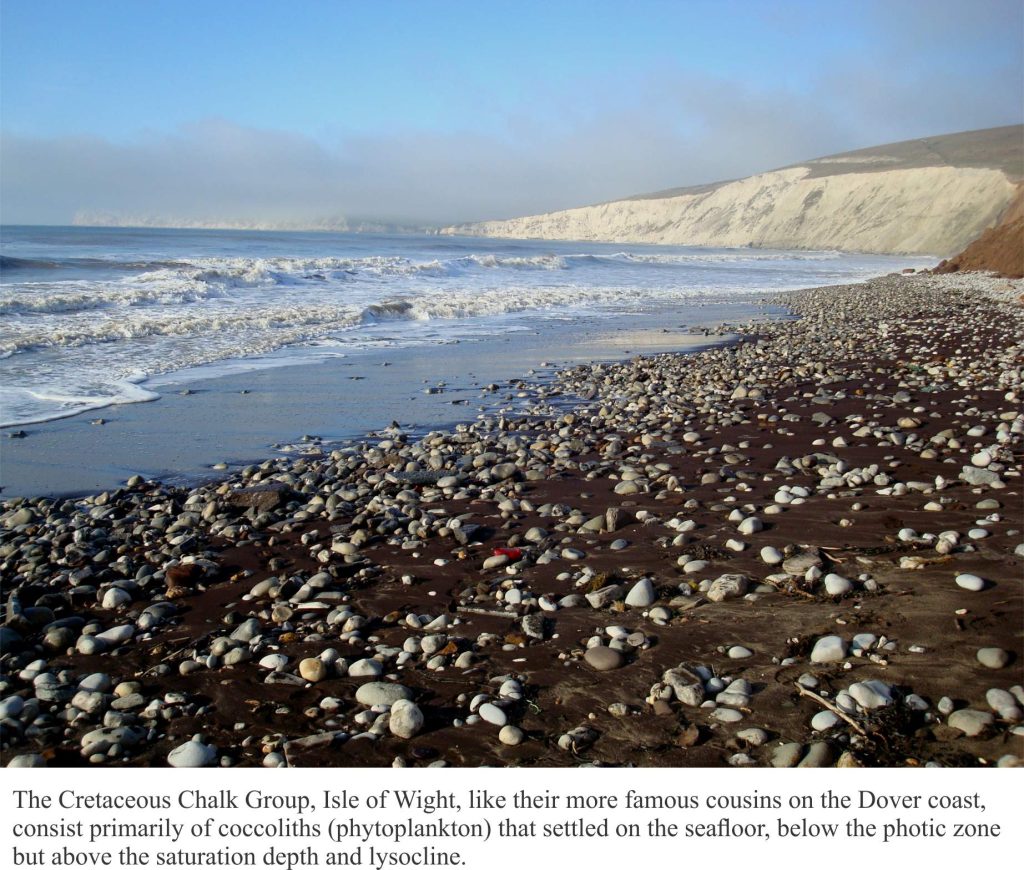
[1,270,1021,769]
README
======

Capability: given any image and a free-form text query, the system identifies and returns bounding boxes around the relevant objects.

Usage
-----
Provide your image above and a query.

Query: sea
[0,226,932,429]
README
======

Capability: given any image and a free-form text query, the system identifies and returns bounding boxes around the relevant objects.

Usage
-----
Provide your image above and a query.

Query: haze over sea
[0,226,930,429]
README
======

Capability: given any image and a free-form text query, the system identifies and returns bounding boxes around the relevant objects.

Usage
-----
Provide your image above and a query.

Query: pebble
[167,739,217,768]
[298,658,328,682]
[977,648,1010,669]
[848,680,892,709]
[101,587,131,609]
[78,673,112,693]
[955,573,985,591]
[810,635,847,664]
[356,682,413,707]
[498,725,524,746]
[798,742,834,768]
[961,466,1001,486]
[736,728,769,747]
[584,646,625,671]
[716,686,750,707]
[0,696,25,719]
[94,625,134,645]
[348,659,384,678]
[706,574,749,602]
[4,507,34,528]
[223,648,250,666]
[986,689,1022,720]
[478,703,508,726]
[6,754,46,768]
[230,619,262,643]
[558,727,598,752]
[782,550,822,575]
[737,517,763,535]
[811,710,840,731]
[771,743,804,768]
[75,636,107,655]
[947,709,994,737]
[624,578,656,607]
[388,700,424,738]
[823,573,853,595]
[850,633,877,653]
[585,585,624,608]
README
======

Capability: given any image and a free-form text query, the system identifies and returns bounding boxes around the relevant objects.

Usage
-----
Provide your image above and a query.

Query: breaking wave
[0,230,930,426]
[0,249,854,318]
[1,283,684,356]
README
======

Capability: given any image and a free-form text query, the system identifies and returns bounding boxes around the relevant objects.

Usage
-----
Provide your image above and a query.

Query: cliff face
[935,185,1024,278]
[444,126,1023,257]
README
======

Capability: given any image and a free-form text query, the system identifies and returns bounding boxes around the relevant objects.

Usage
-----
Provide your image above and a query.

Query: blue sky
[1,0,1021,224]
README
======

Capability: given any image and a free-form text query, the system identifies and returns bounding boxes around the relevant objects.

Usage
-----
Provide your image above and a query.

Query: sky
[1,0,1021,226]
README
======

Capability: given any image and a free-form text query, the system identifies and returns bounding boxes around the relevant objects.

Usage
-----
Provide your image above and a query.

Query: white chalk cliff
[444,126,1023,256]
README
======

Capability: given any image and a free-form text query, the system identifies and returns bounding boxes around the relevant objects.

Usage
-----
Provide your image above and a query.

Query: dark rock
[225,483,293,514]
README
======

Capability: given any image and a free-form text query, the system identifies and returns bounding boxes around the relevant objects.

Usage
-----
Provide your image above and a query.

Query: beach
[1,270,1021,769]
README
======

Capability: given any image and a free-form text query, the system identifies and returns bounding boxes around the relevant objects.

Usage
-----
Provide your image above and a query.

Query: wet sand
[0,303,765,499]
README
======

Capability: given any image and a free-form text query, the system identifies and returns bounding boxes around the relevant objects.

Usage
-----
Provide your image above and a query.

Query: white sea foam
[0,381,160,427]
[0,230,932,426]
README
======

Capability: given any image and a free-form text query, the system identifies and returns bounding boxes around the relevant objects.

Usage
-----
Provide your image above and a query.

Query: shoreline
[0,300,774,500]
[1,271,1022,769]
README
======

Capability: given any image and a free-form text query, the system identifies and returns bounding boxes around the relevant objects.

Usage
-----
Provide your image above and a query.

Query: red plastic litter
[492,547,522,559]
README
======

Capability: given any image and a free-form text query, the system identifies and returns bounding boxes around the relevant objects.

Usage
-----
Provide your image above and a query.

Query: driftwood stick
[159,630,217,664]
[456,606,519,619]
[795,683,868,736]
